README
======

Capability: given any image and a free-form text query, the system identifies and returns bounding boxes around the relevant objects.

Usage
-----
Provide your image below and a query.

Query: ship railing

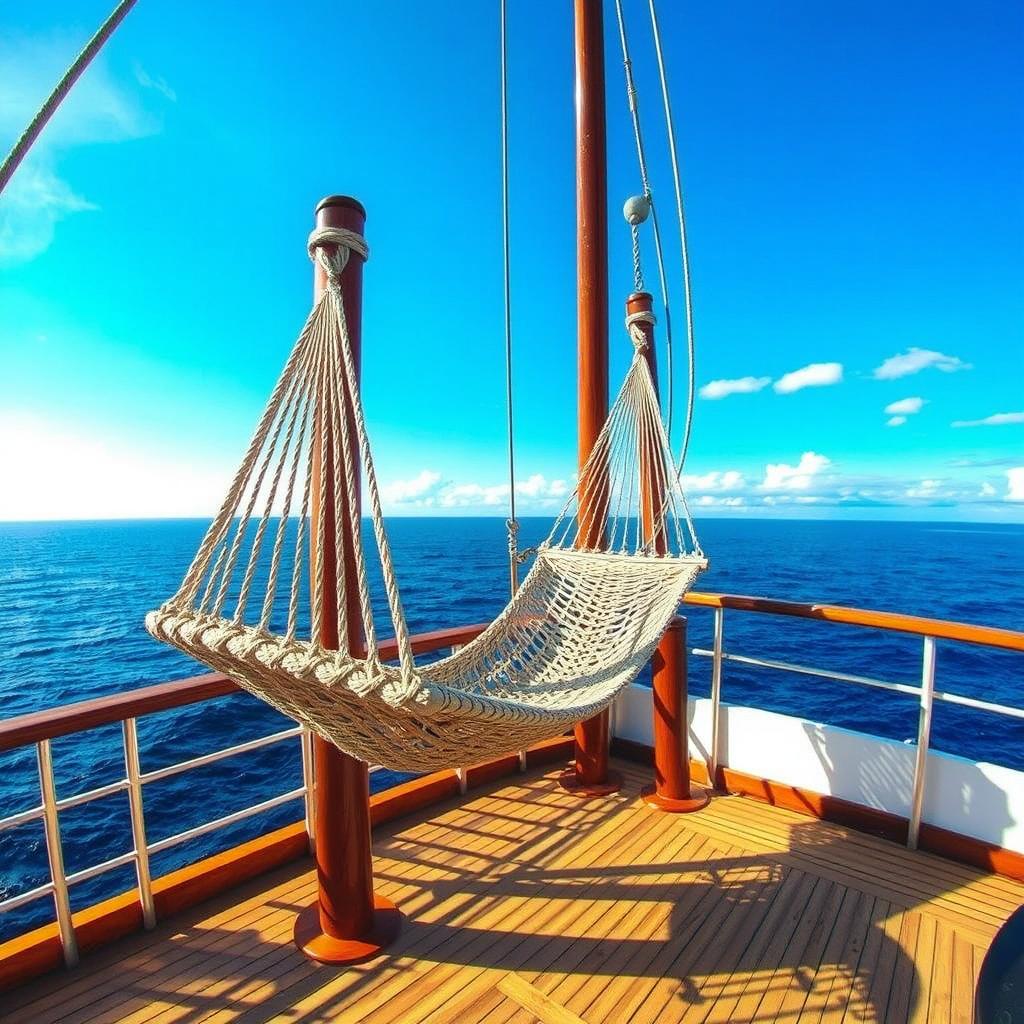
[3,600,1023,968]
[0,623,487,968]
[683,592,1024,851]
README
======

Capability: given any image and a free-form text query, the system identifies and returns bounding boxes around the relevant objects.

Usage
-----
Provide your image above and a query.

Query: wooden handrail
[3,591,1022,756]
[0,623,489,754]
[684,592,1024,653]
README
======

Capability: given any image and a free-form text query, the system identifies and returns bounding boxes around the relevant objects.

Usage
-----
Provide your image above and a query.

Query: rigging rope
[0,0,139,196]
[612,0,698,478]
[499,0,522,596]
[613,0,674,439]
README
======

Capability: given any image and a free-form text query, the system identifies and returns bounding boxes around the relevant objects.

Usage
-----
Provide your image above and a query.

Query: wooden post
[293,196,401,963]
[628,290,709,813]
[559,0,622,798]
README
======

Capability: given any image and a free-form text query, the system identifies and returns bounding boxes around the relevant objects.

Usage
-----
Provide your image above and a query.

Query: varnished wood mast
[293,196,401,965]
[567,0,620,795]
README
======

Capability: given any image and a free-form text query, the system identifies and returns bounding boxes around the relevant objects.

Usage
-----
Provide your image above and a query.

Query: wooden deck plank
[3,758,1012,1024]
[479,829,716,1024]
[28,776,584,1024]
[660,801,1002,944]
[700,790,1024,906]
[145,778,638,1019]
[243,785,663,1023]
[345,800,674,1024]
[744,877,844,1024]
[47,798,540,1024]
[676,790,1014,917]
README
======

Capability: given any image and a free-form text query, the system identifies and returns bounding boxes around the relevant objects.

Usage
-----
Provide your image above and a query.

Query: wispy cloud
[773,362,843,394]
[872,347,971,380]
[381,470,442,503]
[885,397,925,416]
[884,396,926,427]
[680,469,746,492]
[948,456,1019,468]
[0,164,97,263]
[0,34,163,265]
[1007,468,1024,501]
[951,412,1024,428]
[699,376,770,400]
[133,62,176,102]
[382,470,568,511]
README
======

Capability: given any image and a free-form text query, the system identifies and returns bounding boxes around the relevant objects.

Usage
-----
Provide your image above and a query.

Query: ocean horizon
[1,516,1022,939]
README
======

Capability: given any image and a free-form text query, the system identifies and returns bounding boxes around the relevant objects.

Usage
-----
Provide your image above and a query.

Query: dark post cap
[315,195,366,218]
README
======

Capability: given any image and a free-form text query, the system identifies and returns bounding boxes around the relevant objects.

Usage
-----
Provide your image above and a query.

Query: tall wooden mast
[561,0,623,796]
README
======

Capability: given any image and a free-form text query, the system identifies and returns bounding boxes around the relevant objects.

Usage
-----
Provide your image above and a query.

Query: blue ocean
[0,517,1022,940]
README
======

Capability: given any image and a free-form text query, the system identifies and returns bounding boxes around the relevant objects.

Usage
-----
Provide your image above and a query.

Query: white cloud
[1007,468,1024,501]
[760,451,831,491]
[680,469,746,492]
[439,483,509,508]
[905,479,943,498]
[695,495,746,508]
[381,470,442,503]
[951,412,1024,428]
[517,473,567,499]
[0,35,160,265]
[382,470,569,511]
[0,414,229,519]
[885,397,925,416]
[886,416,907,428]
[699,376,771,400]
[872,347,971,380]
[773,362,843,394]
[980,482,997,498]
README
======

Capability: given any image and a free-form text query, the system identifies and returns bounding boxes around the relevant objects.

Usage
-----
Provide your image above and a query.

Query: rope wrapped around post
[307,226,418,705]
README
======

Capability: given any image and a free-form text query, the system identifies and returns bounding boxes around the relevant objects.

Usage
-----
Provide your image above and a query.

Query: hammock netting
[146,230,706,772]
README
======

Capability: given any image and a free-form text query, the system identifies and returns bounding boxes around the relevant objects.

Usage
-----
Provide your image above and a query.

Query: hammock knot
[626,309,656,352]
[307,226,369,281]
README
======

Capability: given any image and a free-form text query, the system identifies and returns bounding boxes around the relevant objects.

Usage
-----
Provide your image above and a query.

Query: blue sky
[0,0,1021,521]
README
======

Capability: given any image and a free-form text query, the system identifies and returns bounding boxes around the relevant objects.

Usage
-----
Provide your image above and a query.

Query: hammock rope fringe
[146,230,707,772]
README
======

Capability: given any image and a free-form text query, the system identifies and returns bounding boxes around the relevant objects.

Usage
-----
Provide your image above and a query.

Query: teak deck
[5,759,1022,1024]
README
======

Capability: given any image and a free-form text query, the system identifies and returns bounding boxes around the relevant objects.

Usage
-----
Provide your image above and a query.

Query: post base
[558,767,624,798]
[640,784,711,813]
[294,895,401,965]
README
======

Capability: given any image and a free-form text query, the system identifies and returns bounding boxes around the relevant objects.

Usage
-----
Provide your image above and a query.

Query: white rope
[147,222,706,772]
[613,0,675,437]
[613,0,699,479]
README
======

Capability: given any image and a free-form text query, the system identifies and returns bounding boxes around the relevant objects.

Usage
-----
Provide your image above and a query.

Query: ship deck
[6,758,1023,1024]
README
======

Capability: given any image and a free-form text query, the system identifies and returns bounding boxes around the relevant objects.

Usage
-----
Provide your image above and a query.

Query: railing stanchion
[709,606,724,789]
[300,727,316,852]
[122,718,155,929]
[908,635,936,850]
[36,739,78,967]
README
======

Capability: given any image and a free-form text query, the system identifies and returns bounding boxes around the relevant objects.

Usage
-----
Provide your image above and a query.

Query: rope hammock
[146,227,706,772]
